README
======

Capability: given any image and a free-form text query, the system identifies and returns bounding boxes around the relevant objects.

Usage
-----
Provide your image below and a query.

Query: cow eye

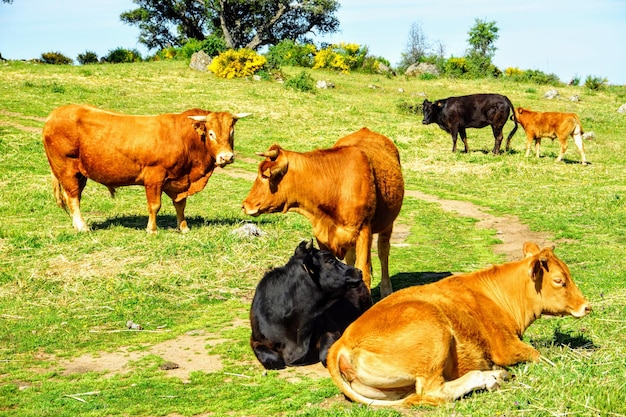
[209,130,217,142]
[553,277,565,286]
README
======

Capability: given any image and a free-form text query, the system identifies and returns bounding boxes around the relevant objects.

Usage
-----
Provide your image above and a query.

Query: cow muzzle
[571,302,592,318]
[216,152,234,167]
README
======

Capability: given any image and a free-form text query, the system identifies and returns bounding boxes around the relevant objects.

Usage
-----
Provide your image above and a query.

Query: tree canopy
[121,0,340,51]
[467,18,499,59]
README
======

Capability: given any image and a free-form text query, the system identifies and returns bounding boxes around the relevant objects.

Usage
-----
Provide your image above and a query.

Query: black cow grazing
[422,93,518,154]
[250,241,372,370]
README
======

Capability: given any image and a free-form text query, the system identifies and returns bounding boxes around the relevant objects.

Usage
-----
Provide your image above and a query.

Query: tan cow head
[242,144,291,216]
[188,112,250,167]
[523,242,591,318]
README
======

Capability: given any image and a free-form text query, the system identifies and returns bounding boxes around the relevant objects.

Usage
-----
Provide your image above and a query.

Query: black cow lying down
[422,93,518,154]
[250,241,372,370]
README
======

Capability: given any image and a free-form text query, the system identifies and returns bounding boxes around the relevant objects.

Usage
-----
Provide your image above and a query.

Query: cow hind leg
[377,226,393,298]
[556,136,568,162]
[54,169,89,232]
[535,138,542,158]
[491,126,504,154]
[572,128,587,165]
[405,369,510,405]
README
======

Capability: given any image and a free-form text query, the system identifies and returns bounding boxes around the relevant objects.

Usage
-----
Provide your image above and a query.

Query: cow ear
[523,242,540,258]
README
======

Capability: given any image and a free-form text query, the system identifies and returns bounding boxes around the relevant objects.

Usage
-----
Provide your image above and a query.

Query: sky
[1,0,625,85]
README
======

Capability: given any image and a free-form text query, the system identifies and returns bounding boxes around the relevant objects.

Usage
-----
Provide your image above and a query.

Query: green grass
[1,60,625,416]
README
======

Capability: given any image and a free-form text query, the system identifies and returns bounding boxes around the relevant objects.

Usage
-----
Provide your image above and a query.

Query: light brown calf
[242,128,404,297]
[515,107,588,165]
[326,242,591,406]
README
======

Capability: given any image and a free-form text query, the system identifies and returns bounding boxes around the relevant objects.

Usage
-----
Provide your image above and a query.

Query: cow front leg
[450,130,459,152]
[144,184,163,234]
[459,128,469,153]
[354,228,373,293]
[167,192,189,233]
[377,226,393,298]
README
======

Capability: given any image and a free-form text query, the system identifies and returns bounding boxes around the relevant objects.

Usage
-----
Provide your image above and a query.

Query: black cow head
[422,99,441,125]
[297,240,363,297]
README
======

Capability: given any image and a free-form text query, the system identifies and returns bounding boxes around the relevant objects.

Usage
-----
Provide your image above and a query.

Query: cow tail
[51,175,68,213]
[326,343,405,407]
[505,96,518,146]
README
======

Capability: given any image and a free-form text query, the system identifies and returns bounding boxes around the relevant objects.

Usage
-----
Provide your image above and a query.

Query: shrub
[443,57,468,77]
[77,51,99,65]
[40,51,73,65]
[208,49,267,78]
[284,70,315,93]
[504,68,561,86]
[103,48,143,64]
[265,40,317,68]
[584,75,608,90]
[312,43,368,73]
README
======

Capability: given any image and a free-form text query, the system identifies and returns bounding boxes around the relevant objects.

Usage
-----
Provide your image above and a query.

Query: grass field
[1,59,625,417]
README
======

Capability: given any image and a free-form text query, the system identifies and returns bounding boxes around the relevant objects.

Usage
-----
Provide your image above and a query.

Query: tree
[121,0,340,51]
[464,18,500,77]
[398,21,429,69]
[466,18,499,60]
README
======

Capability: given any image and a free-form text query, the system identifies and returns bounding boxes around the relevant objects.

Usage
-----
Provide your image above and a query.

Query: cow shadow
[531,327,597,351]
[90,214,244,231]
[371,271,452,302]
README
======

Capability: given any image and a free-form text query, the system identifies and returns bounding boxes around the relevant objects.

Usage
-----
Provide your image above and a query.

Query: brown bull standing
[327,242,591,406]
[43,104,248,233]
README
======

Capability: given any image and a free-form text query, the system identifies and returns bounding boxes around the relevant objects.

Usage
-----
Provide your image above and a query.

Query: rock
[618,103,626,114]
[316,80,335,89]
[569,95,580,102]
[189,51,212,72]
[544,89,559,99]
[405,62,439,77]
[582,132,595,140]
[232,223,265,238]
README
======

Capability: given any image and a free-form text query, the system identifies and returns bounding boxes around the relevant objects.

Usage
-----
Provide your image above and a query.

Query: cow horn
[188,115,207,122]
[256,149,279,159]
[234,113,251,119]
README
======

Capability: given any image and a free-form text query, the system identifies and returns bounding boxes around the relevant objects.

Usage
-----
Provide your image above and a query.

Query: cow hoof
[179,226,190,234]
[146,228,158,235]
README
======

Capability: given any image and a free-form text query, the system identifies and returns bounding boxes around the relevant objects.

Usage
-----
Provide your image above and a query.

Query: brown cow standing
[515,107,588,165]
[43,104,248,233]
[242,128,404,298]
[327,242,591,406]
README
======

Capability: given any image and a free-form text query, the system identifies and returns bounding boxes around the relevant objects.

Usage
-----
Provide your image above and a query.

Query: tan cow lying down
[43,104,248,233]
[327,242,591,406]
[242,128,404,297]
[515,107,588,165]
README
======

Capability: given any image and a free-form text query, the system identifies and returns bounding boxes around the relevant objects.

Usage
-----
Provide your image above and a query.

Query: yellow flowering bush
[313,42,367,73]
[505,67,524,77]
[209,48,267,78]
